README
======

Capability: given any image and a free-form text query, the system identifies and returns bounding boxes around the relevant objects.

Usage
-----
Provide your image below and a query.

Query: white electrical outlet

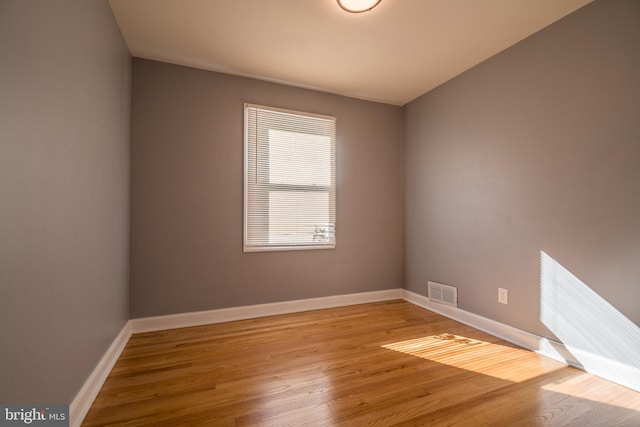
[498,288,509,304]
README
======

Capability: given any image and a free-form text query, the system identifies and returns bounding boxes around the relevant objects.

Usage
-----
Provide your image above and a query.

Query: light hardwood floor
[82,300,640,426]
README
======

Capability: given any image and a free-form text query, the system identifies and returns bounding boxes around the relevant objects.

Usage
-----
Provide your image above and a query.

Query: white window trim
[243,103,337,252]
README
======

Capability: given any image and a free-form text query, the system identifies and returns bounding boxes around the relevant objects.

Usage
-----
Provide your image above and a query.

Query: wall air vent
[428,281,458,307]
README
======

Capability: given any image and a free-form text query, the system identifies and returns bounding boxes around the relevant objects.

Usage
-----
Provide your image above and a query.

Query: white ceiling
[109,0,592,106]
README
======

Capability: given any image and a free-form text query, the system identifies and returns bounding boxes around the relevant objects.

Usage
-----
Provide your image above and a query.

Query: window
[244,104,336,252]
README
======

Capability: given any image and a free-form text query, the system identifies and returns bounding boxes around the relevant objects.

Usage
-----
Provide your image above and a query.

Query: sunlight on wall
[382,333,563,382]
[540,251,640,391]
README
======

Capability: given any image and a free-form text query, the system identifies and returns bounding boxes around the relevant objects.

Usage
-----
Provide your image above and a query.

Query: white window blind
[244,104,336,252]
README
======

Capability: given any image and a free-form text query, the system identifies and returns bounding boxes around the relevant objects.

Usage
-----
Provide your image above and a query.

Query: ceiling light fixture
[337,0,382,13]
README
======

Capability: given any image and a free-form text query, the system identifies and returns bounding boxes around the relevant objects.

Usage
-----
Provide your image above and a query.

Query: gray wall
[404,0,639,339]
[130,59,403,318]
[0,1,131,403]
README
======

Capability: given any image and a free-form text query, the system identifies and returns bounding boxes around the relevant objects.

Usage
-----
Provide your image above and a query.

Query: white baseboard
[69,321,132,427]
[131,288,403,333]
[402,290,560,355]
[402,289,640,392]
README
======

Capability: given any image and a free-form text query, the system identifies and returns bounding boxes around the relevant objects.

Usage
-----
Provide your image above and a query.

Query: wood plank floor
[82,301,640,426]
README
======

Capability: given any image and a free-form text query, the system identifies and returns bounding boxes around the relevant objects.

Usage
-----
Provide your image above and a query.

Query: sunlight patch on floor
[382,333,563,382]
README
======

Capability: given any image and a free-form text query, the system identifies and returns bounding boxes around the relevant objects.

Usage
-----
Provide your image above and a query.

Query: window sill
[243,244,335,253]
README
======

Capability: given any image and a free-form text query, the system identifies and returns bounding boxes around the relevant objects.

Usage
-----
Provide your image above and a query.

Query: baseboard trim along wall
[402,289,640,392]
[69,287,639,426]
[69,321,132,427]
[130,288,404,333]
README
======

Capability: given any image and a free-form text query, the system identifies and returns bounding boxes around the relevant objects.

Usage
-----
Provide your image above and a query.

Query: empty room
[1,0,639,425]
